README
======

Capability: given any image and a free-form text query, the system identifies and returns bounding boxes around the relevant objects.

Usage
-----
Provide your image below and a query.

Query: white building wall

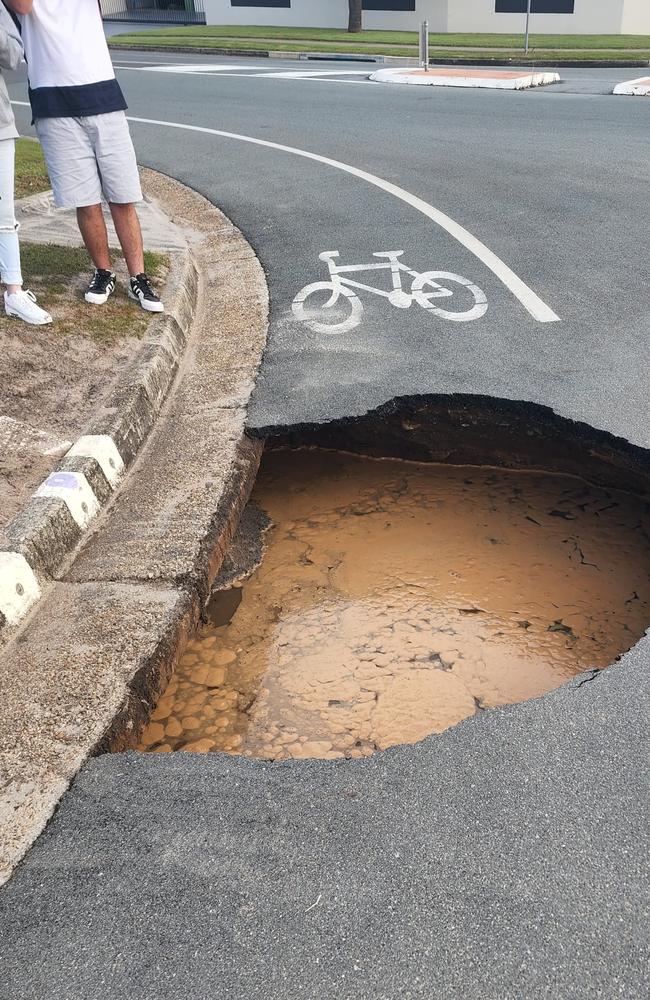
[620,0,650,34]
[204,0,648,35]
[203,1,445,31]
[447,0,625,35]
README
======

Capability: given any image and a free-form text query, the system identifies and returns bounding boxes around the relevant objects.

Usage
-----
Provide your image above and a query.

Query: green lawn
[108,25,650,51]
[110,35,650,63]
[108,26,650,62]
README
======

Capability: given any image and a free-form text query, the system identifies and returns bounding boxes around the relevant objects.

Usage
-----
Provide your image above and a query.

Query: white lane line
[129,63,256,73]
[251,69,372,78]
[115,66,371,85]
[117,63,371,77]
[11,100,559,322]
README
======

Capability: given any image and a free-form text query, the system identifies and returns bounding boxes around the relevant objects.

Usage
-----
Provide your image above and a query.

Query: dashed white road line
[12,99,560,323]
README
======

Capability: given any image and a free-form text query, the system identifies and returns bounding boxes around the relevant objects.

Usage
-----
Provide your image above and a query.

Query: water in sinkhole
[137,449,650,759]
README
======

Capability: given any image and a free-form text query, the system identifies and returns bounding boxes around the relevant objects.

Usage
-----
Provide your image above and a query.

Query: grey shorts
[34,111,142,209]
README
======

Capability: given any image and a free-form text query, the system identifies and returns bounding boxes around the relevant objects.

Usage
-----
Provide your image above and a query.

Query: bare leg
[109,202,144,276]
[77,204,111,271]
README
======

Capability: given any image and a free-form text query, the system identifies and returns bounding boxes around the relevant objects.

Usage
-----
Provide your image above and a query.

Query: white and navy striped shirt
[19,0,126,120]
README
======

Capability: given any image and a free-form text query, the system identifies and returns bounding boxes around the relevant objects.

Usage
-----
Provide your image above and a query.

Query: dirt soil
[0,252,168,524]
[137,449,650,759]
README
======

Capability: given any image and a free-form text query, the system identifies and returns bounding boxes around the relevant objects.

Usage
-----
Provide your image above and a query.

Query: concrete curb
[0,173,199,641]
[369,67,560,89]
[0,176,269,884]
[613,75,650,95]
[107,43,650,69]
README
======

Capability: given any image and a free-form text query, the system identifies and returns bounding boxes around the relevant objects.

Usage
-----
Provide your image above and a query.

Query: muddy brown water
[137,450,650,759]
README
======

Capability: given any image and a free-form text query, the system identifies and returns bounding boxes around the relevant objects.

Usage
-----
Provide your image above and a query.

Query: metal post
[524,0,532,55]
[419,20,429,71]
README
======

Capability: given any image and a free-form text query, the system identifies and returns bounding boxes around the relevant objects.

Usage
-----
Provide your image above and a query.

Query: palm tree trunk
[348,0,363,33]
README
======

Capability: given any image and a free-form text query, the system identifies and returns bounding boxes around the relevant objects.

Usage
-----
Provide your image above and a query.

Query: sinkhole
[135,399,650,760]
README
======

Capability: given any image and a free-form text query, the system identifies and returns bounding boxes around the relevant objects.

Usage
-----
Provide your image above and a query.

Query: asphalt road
[2,54,649,999]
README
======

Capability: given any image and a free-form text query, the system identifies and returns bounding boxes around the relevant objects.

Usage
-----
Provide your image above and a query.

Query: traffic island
[613,75,650,94]
[370,66,561,89]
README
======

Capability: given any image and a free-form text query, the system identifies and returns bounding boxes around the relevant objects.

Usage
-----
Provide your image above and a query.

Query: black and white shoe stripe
[128,273,164,313]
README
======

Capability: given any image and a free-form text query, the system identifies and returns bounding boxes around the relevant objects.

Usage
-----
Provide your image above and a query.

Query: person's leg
[93,112,163,312]
[34,117,115,305]
[76,203,111,271]
[108,202,143,277]
[0,137,22,292]
[0,138,51,325]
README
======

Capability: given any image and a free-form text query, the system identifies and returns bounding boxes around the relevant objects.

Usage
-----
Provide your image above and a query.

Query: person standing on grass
[6,0,164,313]
[0,4,50,324]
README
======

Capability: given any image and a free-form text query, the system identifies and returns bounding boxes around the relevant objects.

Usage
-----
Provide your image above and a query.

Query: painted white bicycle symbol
[292,250,488,335]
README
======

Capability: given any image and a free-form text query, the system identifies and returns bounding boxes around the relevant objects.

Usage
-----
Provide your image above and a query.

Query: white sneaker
[4,289,52,326]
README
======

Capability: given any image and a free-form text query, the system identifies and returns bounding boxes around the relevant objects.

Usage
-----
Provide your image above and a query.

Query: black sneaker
[85,268,116,305]
[128,273,164,313]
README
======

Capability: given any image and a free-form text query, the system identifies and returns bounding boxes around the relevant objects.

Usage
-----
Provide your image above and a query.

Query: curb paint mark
[67,435,125,489]
[0,552,41,625]
[34,471,100,529]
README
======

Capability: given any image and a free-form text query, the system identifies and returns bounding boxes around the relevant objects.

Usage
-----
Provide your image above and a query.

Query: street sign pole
[524,0,532,54]
[420,20,429,71]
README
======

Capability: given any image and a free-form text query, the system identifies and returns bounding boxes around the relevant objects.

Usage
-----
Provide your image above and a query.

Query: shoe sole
[5,308,52,326]
[85,291,113,305]
[128,288,164,313]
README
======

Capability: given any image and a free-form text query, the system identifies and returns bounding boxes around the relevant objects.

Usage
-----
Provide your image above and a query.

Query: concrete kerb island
[0,173,268,884]
[370,67,561,89]
[613,75,650,94]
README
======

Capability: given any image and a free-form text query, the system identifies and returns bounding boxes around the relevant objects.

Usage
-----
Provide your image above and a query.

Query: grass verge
[110,28,650,65]
[109,34,650,63]
[108,26,650,62]
[1,243,169,342]
[108,27,650,50]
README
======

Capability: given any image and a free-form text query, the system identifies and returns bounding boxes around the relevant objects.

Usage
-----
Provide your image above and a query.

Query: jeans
[0,138,22,286]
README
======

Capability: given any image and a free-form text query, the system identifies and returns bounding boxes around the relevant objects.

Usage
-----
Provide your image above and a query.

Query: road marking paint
[115,65,370,85]
[293,249,488,334]
[0,552,41,626]
[34,471,100,529]
[66,435,125,489]
[133,63,255,73]
[119,63,371,78]
[11,100,559,320]
[125,113,560,323]
[251,69,371,78]
[613,76,650,96]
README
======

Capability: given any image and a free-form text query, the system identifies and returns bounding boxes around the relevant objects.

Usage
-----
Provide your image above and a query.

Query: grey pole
[420,20,429,71]
[524,0,532,54]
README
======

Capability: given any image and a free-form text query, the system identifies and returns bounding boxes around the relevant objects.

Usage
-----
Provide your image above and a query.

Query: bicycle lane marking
[11,101,560,324]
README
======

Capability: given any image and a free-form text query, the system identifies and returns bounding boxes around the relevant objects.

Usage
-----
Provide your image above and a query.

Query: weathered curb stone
[0,171,199,641]
[0,175,268,884]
